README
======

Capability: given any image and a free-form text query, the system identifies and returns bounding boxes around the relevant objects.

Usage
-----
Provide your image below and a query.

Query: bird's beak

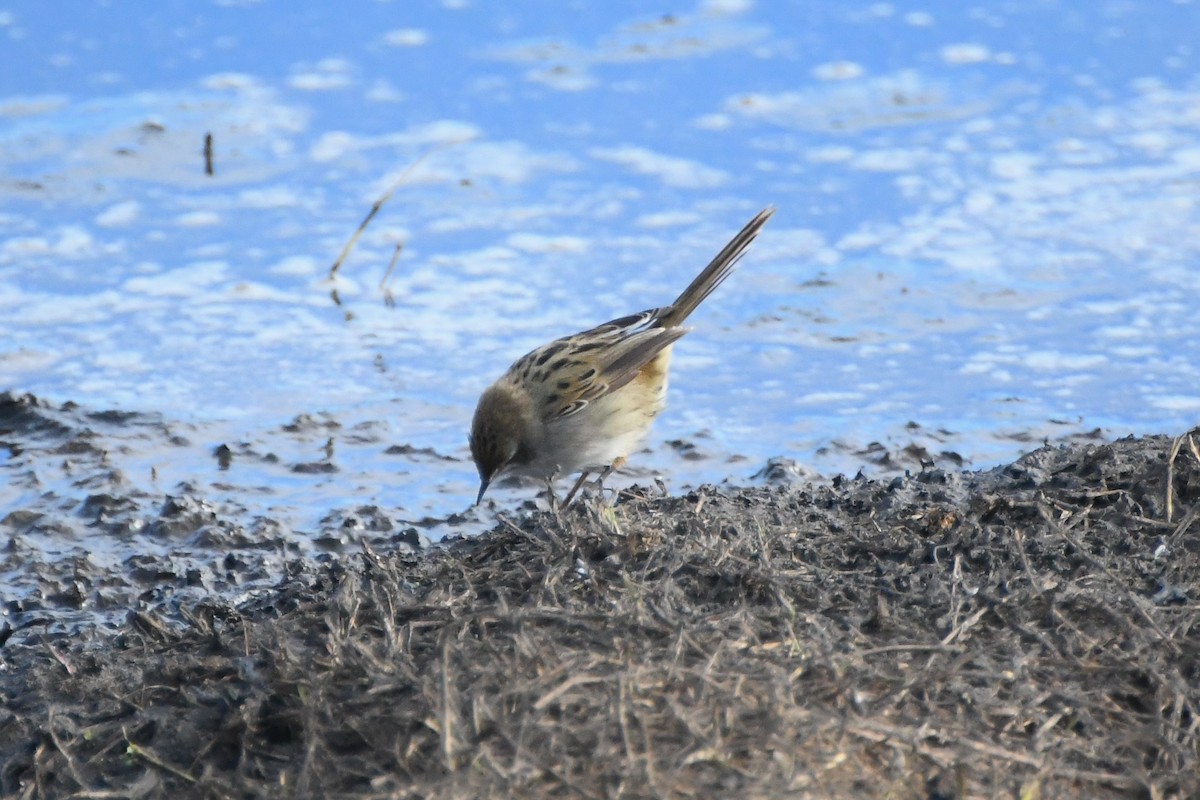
[475,478,490,506]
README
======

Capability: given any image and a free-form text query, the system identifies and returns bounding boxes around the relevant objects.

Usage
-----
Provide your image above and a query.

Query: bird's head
[469,382,535,504]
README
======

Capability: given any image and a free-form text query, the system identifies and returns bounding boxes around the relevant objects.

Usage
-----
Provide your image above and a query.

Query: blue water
[2,1,1199,552]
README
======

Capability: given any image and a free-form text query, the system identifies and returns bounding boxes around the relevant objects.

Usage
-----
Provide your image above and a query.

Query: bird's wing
[506,308,686,420]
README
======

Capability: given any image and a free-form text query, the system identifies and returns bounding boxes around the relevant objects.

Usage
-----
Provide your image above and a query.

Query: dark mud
[3,410,1199,798]
[0,391,431,639]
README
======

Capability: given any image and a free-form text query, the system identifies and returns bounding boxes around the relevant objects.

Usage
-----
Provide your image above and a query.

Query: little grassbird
[469,207,775,504]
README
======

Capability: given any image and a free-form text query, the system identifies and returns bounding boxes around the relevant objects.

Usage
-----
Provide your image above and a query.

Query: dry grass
[3,431,1199,798]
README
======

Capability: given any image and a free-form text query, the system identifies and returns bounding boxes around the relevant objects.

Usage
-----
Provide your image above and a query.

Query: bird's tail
[658,207,775,328]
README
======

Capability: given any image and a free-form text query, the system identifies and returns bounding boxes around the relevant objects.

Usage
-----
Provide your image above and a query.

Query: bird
[469,207,775,505]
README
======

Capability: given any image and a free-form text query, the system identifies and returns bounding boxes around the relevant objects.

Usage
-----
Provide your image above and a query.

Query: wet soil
[2,391,1199,798]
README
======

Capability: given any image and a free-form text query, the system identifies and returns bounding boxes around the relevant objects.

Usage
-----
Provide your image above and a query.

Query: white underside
[511,378,668,481]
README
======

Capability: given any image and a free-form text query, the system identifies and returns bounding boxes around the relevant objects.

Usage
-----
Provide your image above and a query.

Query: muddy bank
[0,390,435,640]
[0,390,1110,642]
[2,426,1198,798]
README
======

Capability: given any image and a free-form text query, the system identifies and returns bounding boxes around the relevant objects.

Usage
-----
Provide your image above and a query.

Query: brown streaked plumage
[470,207,775,504]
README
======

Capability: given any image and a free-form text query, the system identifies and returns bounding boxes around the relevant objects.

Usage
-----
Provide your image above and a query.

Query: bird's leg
[543,465,566,512]
[562,470,591,506]
[594,457,627,501]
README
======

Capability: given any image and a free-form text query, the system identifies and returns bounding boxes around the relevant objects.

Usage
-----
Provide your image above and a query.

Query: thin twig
[1012,527,1047,603]
[441,638,456,770]
[1167,434,1183,522]
[329,137,472,279]
[123,727,197,783]
[844,719,1142,790]
[380,242,405,290]
[40,635,76,675]
[1169,506,1200,544]
[203,132,214,176]
[856,643,966,657]
[533,672,610,711]
[45,709,89,788]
